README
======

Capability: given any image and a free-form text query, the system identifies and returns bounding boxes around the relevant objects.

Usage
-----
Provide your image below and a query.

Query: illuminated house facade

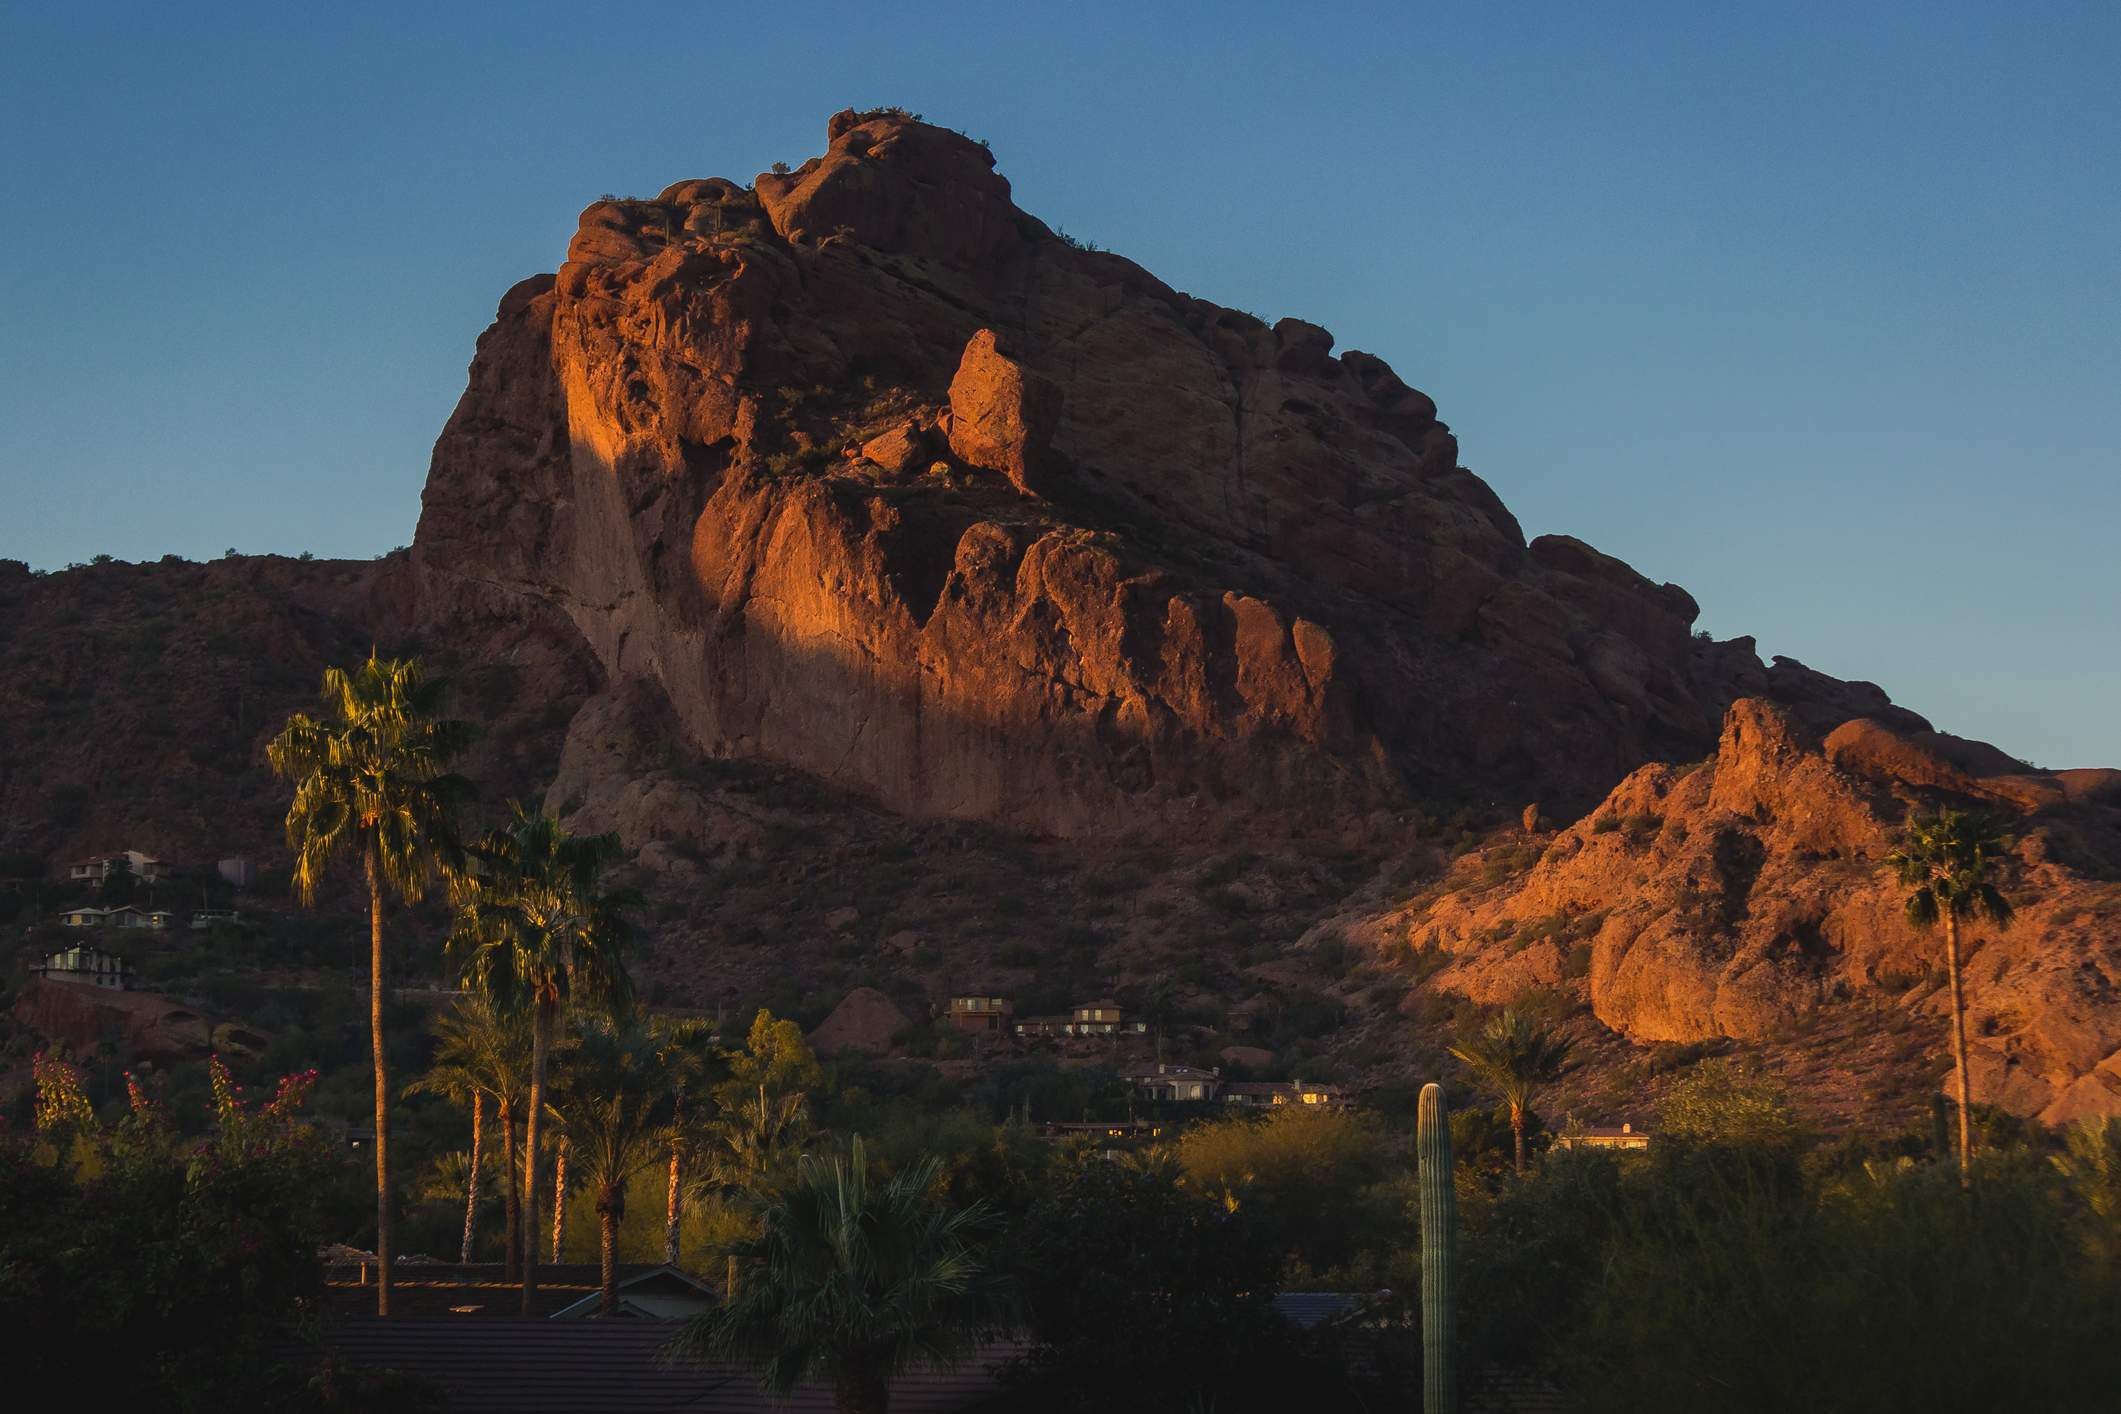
[35,944,136,990]
[948,995,1014,1032]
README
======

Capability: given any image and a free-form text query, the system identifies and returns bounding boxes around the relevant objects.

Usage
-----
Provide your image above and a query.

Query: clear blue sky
[3,3,2115,768]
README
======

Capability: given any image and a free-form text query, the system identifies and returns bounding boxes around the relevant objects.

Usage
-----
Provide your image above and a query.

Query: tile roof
[283,1320,1026,1414]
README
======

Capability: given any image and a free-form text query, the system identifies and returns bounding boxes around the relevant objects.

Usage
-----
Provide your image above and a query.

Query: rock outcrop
[414,108,1954,840]
[807,986,914,1057]
[12,978,213,1061]
[1328,701,2121,1124]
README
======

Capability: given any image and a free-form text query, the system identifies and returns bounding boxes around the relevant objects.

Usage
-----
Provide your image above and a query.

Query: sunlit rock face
[414,109,1926,839]
[1316,700,2121,1123]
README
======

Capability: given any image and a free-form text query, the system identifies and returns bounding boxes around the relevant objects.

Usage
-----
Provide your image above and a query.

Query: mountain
[414,107,1955,841]
[7,108,2117,1137]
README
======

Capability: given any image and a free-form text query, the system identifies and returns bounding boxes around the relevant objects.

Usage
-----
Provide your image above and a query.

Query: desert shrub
[1194,851,1258,889]
[1565,943,1594,979]
[1556,1159,2121,1413]
[1657,1058,1805,1154]
[1206,886,1247,917]
[1367,980,1411,1012]
[1309,934,1347,979]
[1390,853,1441,894]
[1177,1106,1395,1271]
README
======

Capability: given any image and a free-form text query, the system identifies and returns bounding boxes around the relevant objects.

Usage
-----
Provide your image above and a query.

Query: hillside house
[1221,1081,1353,1108]
[1558,1124,1650,1152]
[1122,1064,1223,1102]
[34,944,136,990]
[68,851,173,885]
[1068,999,1130,1035]
[1014,998,1142,1039]
[947,995,1014,1033]
[62,905,173,930]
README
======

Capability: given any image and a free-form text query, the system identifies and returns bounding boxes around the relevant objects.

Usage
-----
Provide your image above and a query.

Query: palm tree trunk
[502,1100,520,1282]
[523,999,549,1315]
[1511,1102,1526,1176]
[665,1139,682,1267]
[553,1141,569,1262]
[461,1090,484,1263]
[368,846,392,1317]
[833,1345,891,1414]
[600,1186,620,1316]
[1945,909,1974,1188]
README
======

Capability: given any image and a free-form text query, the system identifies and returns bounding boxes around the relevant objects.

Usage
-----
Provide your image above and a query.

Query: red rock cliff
[414,109,1945,837]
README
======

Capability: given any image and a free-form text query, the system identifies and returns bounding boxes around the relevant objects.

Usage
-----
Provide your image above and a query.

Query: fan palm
[444,802,638,1315]
[268,654,476,1315]
[1887,808,2016,1185]
[655,1018,722,1268]
[1449,1007,1578,1174]
[408,996,532,1270]
[667,1136,1019,1414]
[548,1018,713,1312]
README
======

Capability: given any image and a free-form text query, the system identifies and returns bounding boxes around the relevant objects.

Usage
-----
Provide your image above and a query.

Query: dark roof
[282,1320,1024,1414]
[1272,1292,1366,1329]
[321,1264,704,1321]
[324,1281,593,1319]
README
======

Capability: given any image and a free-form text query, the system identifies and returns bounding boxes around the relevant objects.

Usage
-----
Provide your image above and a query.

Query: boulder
[860,423,931,475]
[807,987,912,1057]
[947,330,1063,496]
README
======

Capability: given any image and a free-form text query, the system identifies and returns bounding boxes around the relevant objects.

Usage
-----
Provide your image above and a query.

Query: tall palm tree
[1887,808,2016,1186]
[269,654,475,1315]
[408,995,533,1269]
[1449,1008,1577,1175]
[667,1136,1019,1414]
[445,802,638,1315]
[654,1018,721,1268]
[548,1019,709,1312]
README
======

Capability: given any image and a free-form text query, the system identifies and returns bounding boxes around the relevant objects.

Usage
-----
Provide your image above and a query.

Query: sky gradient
[3,2,2115,767]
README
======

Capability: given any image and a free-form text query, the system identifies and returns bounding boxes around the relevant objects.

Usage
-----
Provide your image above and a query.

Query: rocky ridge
[414,108,1958,842]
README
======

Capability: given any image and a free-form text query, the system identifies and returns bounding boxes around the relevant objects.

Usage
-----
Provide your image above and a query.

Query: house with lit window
[1014,999,1142,1037]
[34,944,137,990]
[1558,1124,1650,1152]
[62,905,174,930]
[947,995,1014,1033]
[1122,1064,1224,1102]
[1220,1081,1353,1108]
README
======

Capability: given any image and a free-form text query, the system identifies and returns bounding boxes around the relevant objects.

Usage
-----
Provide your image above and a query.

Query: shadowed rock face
[414,109,1945,839]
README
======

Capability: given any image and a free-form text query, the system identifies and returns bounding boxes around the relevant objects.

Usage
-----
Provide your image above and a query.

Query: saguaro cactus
[1419,1081,1458,1414]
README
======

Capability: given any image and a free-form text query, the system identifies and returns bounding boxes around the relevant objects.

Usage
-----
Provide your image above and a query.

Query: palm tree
[1887,808,2016,1186]
[667,1136,1019,1414]
[655,1018,721,1268]
[408,996,533,1269]
[269,654,475,1315]
[548,1019,711,1312]
[1449,1008,1577,1174]
[445,802,638,1315]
